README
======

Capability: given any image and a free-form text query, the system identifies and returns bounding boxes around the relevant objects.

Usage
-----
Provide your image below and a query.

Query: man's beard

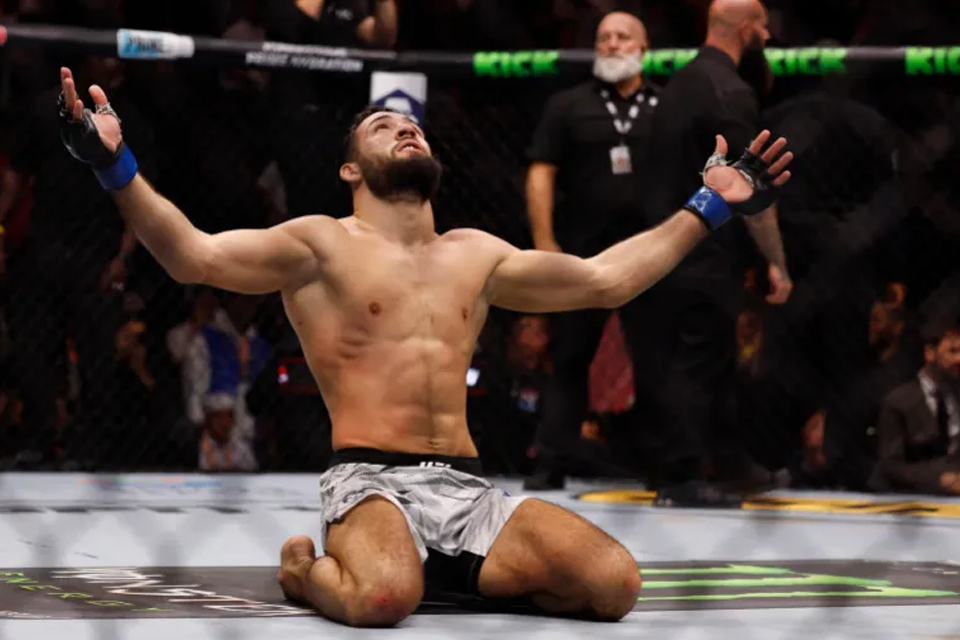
[933,364,960,392]
[358,153,443,203]
[593,52,643,84]
[739,35,773,97]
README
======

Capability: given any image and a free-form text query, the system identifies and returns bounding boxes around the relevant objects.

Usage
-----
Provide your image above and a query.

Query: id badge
[610,145,632,175]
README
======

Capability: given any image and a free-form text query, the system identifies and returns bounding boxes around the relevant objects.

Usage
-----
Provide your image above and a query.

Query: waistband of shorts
[328,448,484,476]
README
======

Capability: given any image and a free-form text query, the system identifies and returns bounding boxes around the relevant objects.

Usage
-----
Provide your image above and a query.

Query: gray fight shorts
[318,448,528,597]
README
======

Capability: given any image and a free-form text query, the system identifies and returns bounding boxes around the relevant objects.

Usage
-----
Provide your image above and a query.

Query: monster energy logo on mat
[633,561,960,611]
[0,561,957,617]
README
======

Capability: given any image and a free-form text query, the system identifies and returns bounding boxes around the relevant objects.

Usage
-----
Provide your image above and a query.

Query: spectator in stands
[784,284,920,490]
[198,392,258,472]
[504,315,552,470]
[183,292,272,468]
[167,287,222,366]
[115,318,153,394]
[262,0,398,49]
[0,293,6,364]
[522,10,660,491]
[162,287,225,468]
[1,55,157,460]
[246,323,334,472]
[94,317,161,469]
[260,0,398,220]
[469,314,552,476]
[875,324,960,495]
[506,315,552,412]
[736,304,764,380]
[0,385,27,469]
[0,115,32,284]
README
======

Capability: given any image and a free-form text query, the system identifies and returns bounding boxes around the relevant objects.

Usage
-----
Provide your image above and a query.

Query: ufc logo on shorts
[420,461,451,469]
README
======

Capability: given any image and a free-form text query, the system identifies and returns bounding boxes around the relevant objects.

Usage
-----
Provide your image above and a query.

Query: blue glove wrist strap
[683,186,731,230]
[94,144,138,191]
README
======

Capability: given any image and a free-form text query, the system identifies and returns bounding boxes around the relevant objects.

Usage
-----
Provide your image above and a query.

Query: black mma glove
[683,141,784,230]
[58,92,139,191]
[729,148,780,216]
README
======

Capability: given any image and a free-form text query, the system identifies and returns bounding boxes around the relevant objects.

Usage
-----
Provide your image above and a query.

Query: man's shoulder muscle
[444,227,512,250]
[278,214,346,250]
[443,228,517,269]
[442,229,521,301]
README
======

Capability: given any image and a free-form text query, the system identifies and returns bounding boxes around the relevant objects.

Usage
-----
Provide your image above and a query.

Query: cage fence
[0,25,958,638]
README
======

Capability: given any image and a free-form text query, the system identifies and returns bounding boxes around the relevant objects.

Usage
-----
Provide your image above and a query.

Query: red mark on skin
[369,302,381,315]
[462,308,469,320]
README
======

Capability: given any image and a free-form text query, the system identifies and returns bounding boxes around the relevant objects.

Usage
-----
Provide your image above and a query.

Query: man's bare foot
[278,535,317,604]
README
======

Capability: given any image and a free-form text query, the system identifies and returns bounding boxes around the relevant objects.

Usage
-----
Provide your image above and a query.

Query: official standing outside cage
[523,11,660,490]
[636,0,793,507]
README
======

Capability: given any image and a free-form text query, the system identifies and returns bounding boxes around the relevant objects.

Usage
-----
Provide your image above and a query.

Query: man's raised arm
[485,211,707,312]
[111,175,326,293]
[486,131,794,313]
[58,67,326,294]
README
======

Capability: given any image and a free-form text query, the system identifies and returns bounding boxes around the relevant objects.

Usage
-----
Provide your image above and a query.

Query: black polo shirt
[643,46,759,289]
[528,79,660,252]
[261,0,373,105]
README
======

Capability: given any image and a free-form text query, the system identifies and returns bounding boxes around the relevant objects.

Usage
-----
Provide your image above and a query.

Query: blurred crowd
[0,0,958,499]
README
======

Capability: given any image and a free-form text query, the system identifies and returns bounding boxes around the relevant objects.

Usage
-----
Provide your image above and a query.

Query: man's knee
[347,578,423,627]
[588,544,641,622]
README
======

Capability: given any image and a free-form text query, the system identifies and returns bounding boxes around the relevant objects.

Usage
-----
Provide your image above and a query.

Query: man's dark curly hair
[343,105,405,163]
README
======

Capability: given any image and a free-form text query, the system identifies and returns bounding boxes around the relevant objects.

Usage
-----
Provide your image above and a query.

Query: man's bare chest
[327,242,491,339]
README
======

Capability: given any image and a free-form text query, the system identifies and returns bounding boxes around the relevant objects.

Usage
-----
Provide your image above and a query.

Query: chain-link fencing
[0,28,957,497]
[0,28,959,640]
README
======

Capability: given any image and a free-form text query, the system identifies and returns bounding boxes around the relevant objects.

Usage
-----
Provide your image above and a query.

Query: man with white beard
[522,12,659,490]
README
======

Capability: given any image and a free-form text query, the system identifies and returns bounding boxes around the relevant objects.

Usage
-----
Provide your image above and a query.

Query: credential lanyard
[600,89,646,138]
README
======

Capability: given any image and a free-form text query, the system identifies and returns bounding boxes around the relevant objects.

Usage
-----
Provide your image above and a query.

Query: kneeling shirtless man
[57,66,792,627]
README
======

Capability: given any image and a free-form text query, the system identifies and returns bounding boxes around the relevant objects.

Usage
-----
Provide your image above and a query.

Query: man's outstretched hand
[703,130,793,205]
[59,66,122,159]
